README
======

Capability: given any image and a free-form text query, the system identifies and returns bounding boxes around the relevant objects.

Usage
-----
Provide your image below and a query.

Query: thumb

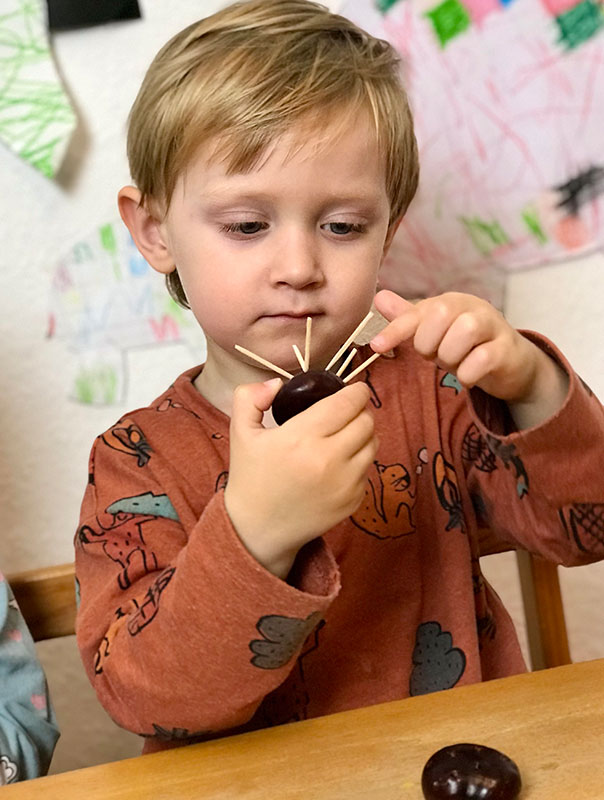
[231,378,283,431]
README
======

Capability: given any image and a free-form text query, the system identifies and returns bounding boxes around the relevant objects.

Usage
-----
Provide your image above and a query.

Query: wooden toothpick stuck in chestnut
[234,312,382,424]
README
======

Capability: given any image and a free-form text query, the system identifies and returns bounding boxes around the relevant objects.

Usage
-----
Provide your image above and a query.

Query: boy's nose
[270,231,324,289]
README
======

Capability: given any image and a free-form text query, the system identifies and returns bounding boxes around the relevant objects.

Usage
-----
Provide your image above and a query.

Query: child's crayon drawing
[342,0,604,306]
[47,221,206,405]
[0,0,76,178]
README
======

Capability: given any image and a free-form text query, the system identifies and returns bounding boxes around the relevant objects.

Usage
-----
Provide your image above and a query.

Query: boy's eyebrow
[201,190,275,207]
[201,189,385,210]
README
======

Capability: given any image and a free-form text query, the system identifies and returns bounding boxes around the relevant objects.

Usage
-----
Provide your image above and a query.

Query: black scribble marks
[559,503,604,551]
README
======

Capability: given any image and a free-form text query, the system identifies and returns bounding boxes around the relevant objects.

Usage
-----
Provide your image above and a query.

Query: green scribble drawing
[99,223,117,255]
[0,0,76,177]
[376,0,403,12]
[460,216,510,255]
[556,0,603,50]
[425,0,471,47]
[74,364,118,405]
[521,206,548,245]
[100,223,123,281]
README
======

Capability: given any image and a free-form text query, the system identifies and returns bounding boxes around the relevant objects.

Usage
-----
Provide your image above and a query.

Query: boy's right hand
[224,378,377,579]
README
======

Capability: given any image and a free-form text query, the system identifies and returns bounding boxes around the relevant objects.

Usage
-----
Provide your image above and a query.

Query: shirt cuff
[190,491,341,614]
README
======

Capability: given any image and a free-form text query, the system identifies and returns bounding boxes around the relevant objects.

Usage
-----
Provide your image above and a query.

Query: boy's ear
[117,186,176,275]
[381,216,403,261]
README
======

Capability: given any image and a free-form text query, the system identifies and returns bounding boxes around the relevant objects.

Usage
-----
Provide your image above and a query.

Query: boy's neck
[194,366,235,417]
[194,345,276,419]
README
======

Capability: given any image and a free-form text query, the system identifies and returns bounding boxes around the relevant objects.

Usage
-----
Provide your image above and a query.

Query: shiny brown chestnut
[421,743,522,800]
[271,370,345,425]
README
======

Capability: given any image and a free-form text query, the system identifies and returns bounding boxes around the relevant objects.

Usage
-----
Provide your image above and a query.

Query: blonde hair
[127,0,419,307]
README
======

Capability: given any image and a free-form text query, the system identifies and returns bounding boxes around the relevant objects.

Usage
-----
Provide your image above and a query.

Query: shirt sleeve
[459,331,604,566]
[0,574,59,784]
[75,426,340,744]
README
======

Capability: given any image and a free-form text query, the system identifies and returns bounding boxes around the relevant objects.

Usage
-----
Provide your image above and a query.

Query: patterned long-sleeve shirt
[74,334,604,754]
[0,574,59,783]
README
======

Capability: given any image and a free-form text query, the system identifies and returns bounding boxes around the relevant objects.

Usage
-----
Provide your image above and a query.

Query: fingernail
[264,377,283,389]
[371,335,385,350]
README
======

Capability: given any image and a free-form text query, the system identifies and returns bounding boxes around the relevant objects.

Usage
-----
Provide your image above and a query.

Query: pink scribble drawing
[342,0,604,307]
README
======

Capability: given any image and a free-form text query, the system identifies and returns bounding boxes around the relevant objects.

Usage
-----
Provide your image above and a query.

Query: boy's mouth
[262,311,321,321]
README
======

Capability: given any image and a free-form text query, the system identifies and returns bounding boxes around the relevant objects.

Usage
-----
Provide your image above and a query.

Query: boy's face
[159,112,395,384]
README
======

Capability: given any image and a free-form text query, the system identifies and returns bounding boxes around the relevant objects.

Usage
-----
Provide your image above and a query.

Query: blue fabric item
[0,573,59,784]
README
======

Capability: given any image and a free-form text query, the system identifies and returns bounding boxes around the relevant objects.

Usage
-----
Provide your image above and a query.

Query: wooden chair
[7,562,77,642]
[478,531,571,671]
[6,553,570,669]
[514,549,571,669]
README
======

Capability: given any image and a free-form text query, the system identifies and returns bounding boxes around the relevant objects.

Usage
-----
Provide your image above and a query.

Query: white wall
[0,0,602,777]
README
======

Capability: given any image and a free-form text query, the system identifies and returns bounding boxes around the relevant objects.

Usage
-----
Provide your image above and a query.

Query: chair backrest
[478,530,571,671]
[6,552,571,669]
[514,549,571,669]
[7,562,77,642]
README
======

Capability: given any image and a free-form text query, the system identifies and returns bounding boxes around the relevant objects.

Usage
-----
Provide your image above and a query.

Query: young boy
[75,0,604,754]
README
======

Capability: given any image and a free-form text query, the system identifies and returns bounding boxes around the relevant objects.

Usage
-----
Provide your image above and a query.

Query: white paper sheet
[0,0,76,177]
[48,220,206,404]
[342,0,604,305]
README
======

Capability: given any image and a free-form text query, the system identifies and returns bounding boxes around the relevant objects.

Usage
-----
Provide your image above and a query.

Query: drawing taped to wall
[47,221,206,405]
[0,0,76,178]
[341,0,604,306]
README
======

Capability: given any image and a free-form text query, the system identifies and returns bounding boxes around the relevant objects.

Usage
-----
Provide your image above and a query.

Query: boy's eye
[221,221,267,235]
[323,222,365,235]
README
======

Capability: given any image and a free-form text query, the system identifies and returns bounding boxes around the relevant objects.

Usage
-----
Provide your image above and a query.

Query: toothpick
[342,351,381,383]
[325,311,374,371]
[234,345,294,379]
[293,344,306,371]
[304,316,312,371]
[335,348,357,377]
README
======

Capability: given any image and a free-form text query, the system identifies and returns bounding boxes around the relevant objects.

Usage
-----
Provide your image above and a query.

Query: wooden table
[5,659,603,799]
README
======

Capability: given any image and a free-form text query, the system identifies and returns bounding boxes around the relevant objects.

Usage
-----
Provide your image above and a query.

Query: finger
[331,409,376,458]
[370,295,419,353]
[231,378,283,431]
[347,433,380,485]
[287,381,371,437]
[412,293,480,358]
[373,289,415,321]
[329,436,378,518]
[457,337,526,399]
[435,311,493,369]
[410,293,485,359]
[412,308,454,359]
[349,426,379,465]
[456,341,498,388]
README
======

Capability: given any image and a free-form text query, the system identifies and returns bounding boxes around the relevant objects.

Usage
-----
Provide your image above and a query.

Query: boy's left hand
[370,289,569,429]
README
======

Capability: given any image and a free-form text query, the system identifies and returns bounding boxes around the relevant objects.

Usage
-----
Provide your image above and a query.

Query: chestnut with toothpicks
[272,369,346,424]
[234,312,381,425]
